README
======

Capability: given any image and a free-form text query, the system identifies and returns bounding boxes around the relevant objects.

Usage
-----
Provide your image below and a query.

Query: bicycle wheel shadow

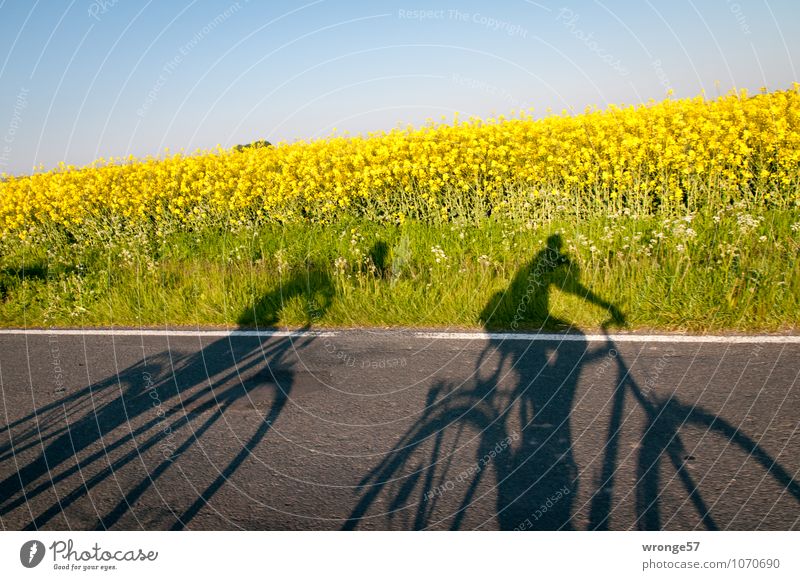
[344,235,800,530]
[0,265,333,530]
[595,344,800,531]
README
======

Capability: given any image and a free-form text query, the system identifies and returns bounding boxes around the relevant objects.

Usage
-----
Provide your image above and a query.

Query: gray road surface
[1,330,798,530]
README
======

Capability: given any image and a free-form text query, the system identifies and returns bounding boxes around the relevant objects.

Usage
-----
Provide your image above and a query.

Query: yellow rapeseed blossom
[1,87,799,235]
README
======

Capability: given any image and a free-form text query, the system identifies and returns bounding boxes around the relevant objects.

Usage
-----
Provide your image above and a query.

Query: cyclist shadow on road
[344,234,624,530]
[0,265,333,530]
[344,234,800,530]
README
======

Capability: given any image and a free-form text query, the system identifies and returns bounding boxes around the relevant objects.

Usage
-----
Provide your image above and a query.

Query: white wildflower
[736,213,762,234]
[431,245,448,264]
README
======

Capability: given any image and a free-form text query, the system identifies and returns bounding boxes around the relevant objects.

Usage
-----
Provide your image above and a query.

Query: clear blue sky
[0,0,797,175]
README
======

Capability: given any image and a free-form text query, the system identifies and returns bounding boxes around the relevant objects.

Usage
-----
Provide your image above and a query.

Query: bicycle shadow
[344,235,800,530]
[344,234,621,529]
[0,265,333,530]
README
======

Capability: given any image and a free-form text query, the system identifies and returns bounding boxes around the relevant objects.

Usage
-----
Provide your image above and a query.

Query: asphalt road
[1,329,798,531]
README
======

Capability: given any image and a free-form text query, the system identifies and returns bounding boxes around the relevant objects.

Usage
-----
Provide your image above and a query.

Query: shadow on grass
[0,264,48,299]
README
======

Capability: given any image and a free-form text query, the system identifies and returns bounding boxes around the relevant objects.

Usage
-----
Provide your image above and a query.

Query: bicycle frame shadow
[344,338,602,530]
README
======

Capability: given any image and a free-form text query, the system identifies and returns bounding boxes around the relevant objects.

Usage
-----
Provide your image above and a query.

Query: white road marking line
[0,328,798,343]
[414,332,800,343]
[0,329,339,338]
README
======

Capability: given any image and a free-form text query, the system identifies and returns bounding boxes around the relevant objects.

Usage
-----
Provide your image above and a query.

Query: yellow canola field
[2,87,799,235]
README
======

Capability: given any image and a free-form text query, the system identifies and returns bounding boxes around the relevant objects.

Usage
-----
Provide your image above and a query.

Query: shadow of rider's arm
[559,258,626,327]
